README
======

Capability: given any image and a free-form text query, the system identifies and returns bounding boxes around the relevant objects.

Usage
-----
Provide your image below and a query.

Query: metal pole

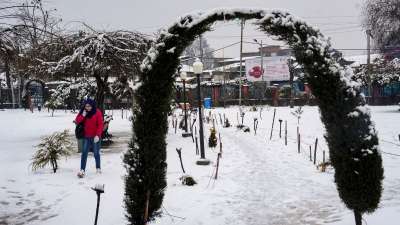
[183,79,188,132]
[94,193,100,225]
[238,19,244,107]
[197,73,206,159]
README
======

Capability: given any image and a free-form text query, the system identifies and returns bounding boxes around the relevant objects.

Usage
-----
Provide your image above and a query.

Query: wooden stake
[322,151,327,172]
[215,153,222,179]
[314,138,318,165]
[269,108,276,140]
[297,133,301,153]
[285,120,287,146]
[278,119,282,138]
[174,119,177,134]
[195,127,199,155]
[254,118,258,135]
[176,148,185,173]
[309,145,312,161]
[219,133,223,156]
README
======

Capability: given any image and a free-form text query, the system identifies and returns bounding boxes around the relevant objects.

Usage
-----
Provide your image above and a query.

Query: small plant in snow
[291,106,304,124]
[179,175,197,186]
[31,130,73,173]
[208,127,218,148]
[223,118,231,128]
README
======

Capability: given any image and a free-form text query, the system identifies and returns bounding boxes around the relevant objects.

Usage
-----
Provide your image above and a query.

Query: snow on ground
[0,106,400,225]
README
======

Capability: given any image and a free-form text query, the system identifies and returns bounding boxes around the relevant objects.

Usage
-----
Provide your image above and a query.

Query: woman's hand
[82,110,87,117]
[94,136,100,143]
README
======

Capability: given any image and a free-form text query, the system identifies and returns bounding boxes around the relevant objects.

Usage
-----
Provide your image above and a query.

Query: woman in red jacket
[75,99,103,178]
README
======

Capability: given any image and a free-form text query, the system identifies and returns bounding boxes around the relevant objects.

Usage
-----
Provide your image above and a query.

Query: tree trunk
[289,65,294,108]
[95,75,107,115]
[354,210,362,225]
[4,59,13,104]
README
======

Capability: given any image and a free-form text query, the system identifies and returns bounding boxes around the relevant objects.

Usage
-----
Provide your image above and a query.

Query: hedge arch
[124,8,383,225]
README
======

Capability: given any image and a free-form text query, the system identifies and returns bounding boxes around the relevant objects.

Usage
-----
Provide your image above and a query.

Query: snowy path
[219,128,344,225]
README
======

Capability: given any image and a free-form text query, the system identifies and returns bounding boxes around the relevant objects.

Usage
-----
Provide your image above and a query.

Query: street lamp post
[180,71,192,138]
[193,58,210,165]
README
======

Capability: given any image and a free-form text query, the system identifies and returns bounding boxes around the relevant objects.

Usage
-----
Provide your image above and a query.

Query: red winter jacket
[75,109,104,138]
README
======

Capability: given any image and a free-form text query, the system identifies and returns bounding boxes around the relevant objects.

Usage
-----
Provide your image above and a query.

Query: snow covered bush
[31,130,73,173]
[208,127,217,148]
[126,8,383,225]
[353,57,400,85]
[179,175,197,186]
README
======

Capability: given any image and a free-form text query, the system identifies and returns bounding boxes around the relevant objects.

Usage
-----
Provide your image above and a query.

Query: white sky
[44,0,368,57]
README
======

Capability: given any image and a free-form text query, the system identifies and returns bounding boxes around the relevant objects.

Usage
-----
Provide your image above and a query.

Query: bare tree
[182,37,215,69]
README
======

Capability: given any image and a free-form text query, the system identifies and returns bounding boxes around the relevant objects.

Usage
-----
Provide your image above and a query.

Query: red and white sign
[245,56,290,82]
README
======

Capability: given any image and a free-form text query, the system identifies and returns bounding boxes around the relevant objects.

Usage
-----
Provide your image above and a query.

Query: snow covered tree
[31,129,73,173]
[127,9,383,225]
[44,93,63,117]
[54,31,151,112]
[0,31,18,102]
[353,57,400,85]
[363,0,400,55]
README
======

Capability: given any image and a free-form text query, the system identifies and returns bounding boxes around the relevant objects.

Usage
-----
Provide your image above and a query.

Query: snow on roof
[344,54,381,67]
[181,64,193,73]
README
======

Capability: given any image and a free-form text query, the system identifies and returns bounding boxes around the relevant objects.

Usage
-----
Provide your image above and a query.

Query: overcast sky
[44,0,368,57]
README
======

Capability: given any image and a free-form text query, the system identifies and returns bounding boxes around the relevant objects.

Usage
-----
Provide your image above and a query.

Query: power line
[180,41,240,62]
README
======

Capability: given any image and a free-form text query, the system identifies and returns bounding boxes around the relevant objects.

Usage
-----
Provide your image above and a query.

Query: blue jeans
[80,137,101,171]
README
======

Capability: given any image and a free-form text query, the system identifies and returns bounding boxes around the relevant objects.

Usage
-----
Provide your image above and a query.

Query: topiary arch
[124,8,383,225]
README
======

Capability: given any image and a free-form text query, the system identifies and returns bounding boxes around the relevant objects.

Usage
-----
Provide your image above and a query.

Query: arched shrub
[124,9,383,225]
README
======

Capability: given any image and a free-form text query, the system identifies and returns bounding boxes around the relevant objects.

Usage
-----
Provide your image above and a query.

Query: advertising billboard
[245,56,290,82]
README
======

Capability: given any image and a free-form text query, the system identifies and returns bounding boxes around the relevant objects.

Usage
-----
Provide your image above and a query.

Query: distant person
[28,95,33,113]
[75,99,103,178]
[37,103,42,112]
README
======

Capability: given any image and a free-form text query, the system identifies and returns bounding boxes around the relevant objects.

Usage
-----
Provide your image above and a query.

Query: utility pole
[260,40,264,81]
[199,35,203,62]
[238,19,244,108]
[366,29,373,105]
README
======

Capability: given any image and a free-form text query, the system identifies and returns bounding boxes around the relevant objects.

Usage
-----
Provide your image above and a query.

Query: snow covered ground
[0,106,399,225]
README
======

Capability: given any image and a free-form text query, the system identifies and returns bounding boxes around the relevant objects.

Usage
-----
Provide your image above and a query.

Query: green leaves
[31,129,73,173]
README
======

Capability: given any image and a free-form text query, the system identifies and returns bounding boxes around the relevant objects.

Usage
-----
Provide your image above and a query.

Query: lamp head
[180,71,187,80]
[193,58,203,75]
